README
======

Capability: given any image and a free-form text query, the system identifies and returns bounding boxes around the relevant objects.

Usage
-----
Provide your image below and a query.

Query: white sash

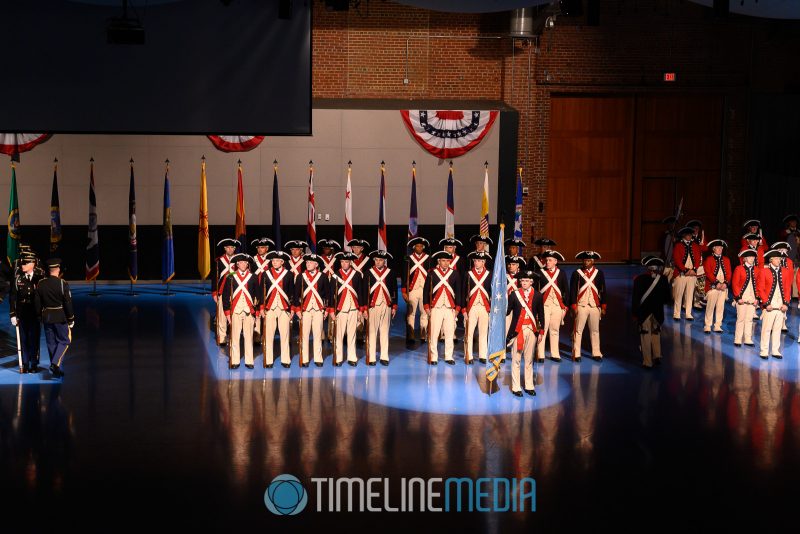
[541,269,563,298]
[302,271,324,309]
[640,274,660,305]
[577,268,599,301]
[266,268,290,308]
[369,267,391,305]
[468,269,490,308]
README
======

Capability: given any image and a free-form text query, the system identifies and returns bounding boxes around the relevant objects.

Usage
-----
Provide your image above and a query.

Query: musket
[463,309,470,364]
[215,257,220,343]
[298,276,305,366]
[262,274,268,368]
[427,271,433,365]
[227,275,233,369]
[664,197,684,262]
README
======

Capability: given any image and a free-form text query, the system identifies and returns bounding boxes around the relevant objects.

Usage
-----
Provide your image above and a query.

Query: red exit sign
[663,72,676,82]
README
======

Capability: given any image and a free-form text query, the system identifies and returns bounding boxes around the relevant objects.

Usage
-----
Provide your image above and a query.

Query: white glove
[68,321,75,329]
[10,317,17,326]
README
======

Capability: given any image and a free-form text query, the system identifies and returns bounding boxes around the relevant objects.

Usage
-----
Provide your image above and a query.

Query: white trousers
[573,305,601,358]
[263,308,291,365]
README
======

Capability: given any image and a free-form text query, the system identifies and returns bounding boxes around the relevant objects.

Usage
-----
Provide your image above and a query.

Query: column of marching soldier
[211,233,614,396]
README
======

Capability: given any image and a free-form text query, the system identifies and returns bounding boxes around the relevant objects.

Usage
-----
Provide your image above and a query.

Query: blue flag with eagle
[485,223,508,383]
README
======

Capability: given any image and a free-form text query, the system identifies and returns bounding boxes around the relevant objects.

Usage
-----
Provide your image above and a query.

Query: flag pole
[129,157,138,297]
[163,158,175,296]
[200,155,209,295]
[88,157,100,297]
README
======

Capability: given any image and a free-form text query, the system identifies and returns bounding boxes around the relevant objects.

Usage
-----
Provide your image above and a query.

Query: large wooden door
[547,96,634,261]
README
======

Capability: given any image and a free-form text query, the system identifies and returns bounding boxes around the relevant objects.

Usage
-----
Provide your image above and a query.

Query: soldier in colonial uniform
[741,219,769,250]
[732,249,758,347]
[212,238,239,345]
[440,237,465,277]
[769,241,794,331]
[222,253,261,369]
[403,237,430,343]
[529,238,556,273]
[318,239,342,344]
[632,257,671,368]
[35,258,74,379]
[10,252,45,373]
[423,250,462,365]
[462,251,492,364]
[780,214,799,298]
[469,235,494,269]
[331,252,365,366]
[686,219,708,253]
[284,240,309,279]
[671,227,702,321]
[504,238,526,259]
[505,270,544,396]
[570,251,606,362]
[260,250,294,368]
[250,237,275,343]
[756,249,792,359]
[702,239,731,334]
[739,233,765,268]
[348,239,370,345]
[364,250,398,365]
[293,253,332,367]
[504,255,526,363]
[536,250,569,362]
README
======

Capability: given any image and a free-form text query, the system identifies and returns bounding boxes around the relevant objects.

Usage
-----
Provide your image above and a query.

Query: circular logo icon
[264,474,307,516]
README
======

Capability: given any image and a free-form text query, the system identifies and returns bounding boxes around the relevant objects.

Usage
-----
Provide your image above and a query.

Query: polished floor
[1,267,800,531]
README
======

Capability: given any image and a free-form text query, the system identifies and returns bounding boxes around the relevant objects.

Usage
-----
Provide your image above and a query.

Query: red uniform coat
[731,264,757,302]
[672,240,703,276]
[702,255,732,293]
[755,266,792,308]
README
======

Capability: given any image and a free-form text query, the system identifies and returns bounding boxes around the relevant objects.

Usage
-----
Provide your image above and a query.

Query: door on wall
[546,96,634,261]
[547,94,723,262]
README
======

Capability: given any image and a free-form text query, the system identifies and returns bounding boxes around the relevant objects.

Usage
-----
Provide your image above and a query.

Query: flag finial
[129,157,133,164]
[201,154,206,161]
[273,159,278,165]
[54,157,59,164]
[90,157,94,163]
[412,160,416,166]
[237,159,242,165]
[348,160,352,166]
[381,160,385,166]
[165,158,170,164]
[309,160,313,166]
[484,160,489,167]
[449,160,453,168]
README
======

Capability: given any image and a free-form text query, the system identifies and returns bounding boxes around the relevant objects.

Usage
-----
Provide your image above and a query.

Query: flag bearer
[505,270,544,396]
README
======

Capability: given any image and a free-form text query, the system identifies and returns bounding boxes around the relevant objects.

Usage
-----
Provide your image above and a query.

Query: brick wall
[312,0,800,245]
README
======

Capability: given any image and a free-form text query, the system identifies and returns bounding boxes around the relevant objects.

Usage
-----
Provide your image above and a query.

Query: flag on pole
[85,159,100,281]
[480,162,490,238]
[307,161,317,253]
[513,167,523,241]
[445,162,455,239]
[486,223,508,383]
[235,160,246,251]
[50,159,62,255]
[344,162,353,252]
[198,156,210,280]
[128,159,138,282]
[162,160,175,283]
[377,162,388,251]
[408,162,418,242]
[272,160,282,250]
[6,163,20,265]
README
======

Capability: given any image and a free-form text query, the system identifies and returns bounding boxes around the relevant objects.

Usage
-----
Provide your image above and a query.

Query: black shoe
[653,358,662,366]
[512,390,523,397]
[759,354,769,360]
[51,365,64,378]
[713,329,724,334]
[379,359,389,366]
[744,342,755,346]
[445,359,455,365]
[281,363,291,368]
[591,356,603,362]
[499,358,506,364]
[368,361,376,366]
[20,367,27,374]
[479,358,487,364]
[549,357,562,363]
[265,363,274,369]
[348,361,357,367]
[673,317,681,322]
[773,354,783,359]
[334,361,343,367]
[573,356,582,363]
[466,359,474,365]
[315,362,323,367]
[231,363,241,369]
[685,316,694,321]
[641,363,653,370]
[524,389,536,396]
[430,361,438,366]
[300,362,309,368]
[734,343,742,347]
[704,329,711,335]
[245,364,254,369]
[782,328,789,332]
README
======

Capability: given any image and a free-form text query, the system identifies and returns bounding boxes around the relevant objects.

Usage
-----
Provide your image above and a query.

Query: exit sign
[663,72,676,82]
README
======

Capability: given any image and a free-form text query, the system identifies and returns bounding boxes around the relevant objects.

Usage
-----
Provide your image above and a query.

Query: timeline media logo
[264,474,308,516]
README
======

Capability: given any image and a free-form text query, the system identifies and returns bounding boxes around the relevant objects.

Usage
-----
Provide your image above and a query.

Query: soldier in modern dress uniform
[222,253,261,369]
[35,258,75,379]
[423,250,462,365]
[505,270,544,396]
[10,252,45,374]
[632,257,672,368]
[364,250,398,366]
[570,251,606,362]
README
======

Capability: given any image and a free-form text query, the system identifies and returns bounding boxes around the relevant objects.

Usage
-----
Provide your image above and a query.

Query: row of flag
[6,160,527,286]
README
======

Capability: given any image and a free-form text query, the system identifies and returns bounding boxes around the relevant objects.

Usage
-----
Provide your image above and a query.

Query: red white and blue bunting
[400,110,498,159]
[207,135,265,153]
[0,133,51,157]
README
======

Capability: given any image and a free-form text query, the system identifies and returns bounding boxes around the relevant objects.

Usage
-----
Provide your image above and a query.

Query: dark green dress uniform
[10,256,45,373]
[35,260,74,378]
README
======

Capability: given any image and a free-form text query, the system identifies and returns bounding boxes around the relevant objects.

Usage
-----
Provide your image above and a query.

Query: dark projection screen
[0,0,311,135]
